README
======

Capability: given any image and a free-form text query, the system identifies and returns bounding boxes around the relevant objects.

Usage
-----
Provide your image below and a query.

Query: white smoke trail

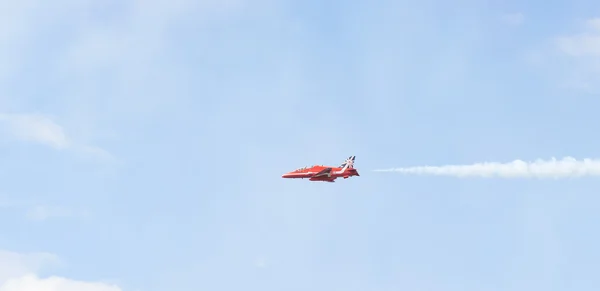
[373,157,600,178]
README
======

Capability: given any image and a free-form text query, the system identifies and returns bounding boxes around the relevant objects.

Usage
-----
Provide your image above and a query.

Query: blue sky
[2,0,600,290]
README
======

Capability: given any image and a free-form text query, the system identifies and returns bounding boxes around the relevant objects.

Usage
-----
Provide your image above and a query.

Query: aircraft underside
[309,176,336,182]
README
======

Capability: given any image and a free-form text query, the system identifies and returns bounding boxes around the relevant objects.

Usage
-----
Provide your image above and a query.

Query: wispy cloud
[556,18,600,57]
[374,157,600,178]
[0,250,59,284]
[545,17,600,92]
[0,113,114,161]
[0,250,121,291]
[0,113,69,149]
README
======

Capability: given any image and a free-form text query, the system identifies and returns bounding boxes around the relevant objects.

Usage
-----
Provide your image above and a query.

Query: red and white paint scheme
[281,156,360,182]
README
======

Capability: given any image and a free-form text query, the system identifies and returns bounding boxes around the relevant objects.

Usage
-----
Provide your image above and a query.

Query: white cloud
[0,250,121,291]
[0,114,69,149]
[0,275,121,291]
[0,0,253,152]
[0,113,114,161]
[585,18,600,32]
[556,18,600,57]
[501,12,524,26]
[534,17,600,92]
[0,0,255,150]
[0,251,58,284]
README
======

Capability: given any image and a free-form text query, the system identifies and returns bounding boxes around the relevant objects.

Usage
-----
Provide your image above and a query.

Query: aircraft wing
[311,167,332,178]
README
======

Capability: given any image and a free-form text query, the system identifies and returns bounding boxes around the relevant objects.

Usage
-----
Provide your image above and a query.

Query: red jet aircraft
[281,156,359,182]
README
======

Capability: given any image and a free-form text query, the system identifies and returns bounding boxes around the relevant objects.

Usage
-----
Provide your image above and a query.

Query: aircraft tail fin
[339,155,355,169]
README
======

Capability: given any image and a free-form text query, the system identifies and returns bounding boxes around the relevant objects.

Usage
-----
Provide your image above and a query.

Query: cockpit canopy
[294,166,309,172]
[294,165,322,172]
